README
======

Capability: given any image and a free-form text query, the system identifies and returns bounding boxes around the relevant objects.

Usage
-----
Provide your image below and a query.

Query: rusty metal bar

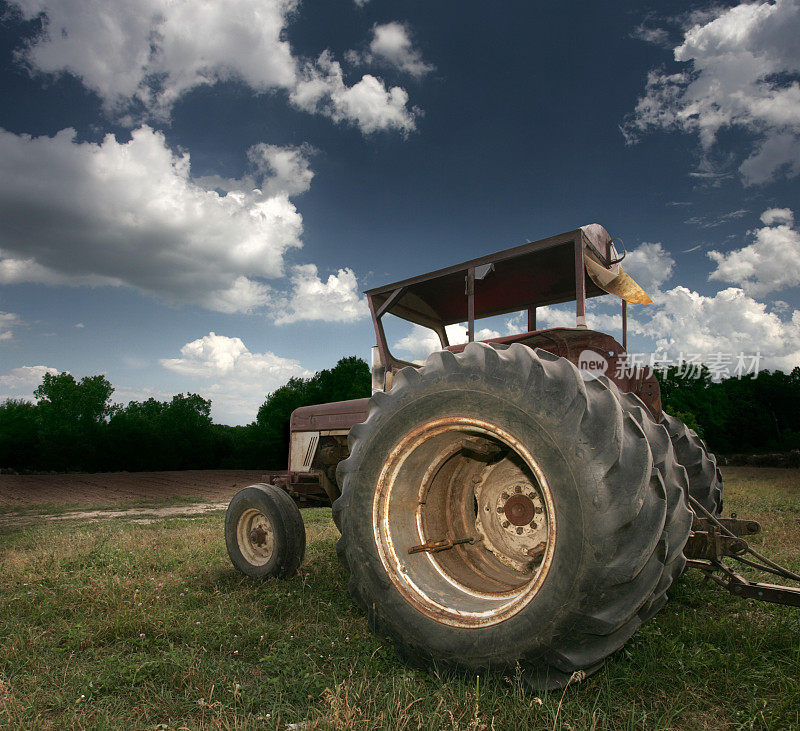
[686,560,800,607]
[375,286,407,319]
[574,238,586,328]
[367,295,390,375]
[527,306,536,332]
[466,267,475,342]
[622,300,627,350]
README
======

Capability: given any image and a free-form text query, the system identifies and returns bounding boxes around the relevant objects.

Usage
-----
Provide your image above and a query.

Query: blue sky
[1,0,799,424]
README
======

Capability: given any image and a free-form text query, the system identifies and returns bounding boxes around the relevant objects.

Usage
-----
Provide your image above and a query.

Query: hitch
[686,497,800,607]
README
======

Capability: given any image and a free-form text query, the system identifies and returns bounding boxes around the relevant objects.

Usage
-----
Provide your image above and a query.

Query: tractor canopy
[365,224,651,372]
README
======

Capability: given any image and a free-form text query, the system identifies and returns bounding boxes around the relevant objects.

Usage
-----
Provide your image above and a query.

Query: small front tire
[225,484,305,579]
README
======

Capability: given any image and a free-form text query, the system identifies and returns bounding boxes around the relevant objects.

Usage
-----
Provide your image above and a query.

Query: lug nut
[496,506,504,513]
[502,520,510,528]
[501,491,509,500]
[514,485,522,493]
[516,527,523,535]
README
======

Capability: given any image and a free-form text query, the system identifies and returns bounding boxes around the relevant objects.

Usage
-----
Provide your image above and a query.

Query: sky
[1,0,799,424]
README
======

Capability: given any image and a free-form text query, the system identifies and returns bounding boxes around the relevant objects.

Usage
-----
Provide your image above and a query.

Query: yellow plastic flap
[584,248,652,305]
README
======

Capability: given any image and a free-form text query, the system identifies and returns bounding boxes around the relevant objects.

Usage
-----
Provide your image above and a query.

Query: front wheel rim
[373,417,557,628]
[236,507,275,566]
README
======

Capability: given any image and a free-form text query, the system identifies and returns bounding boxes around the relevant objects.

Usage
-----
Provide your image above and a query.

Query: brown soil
[0,470,266,509]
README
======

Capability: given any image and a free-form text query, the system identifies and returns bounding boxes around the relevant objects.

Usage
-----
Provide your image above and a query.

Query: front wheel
[225,484,305,579]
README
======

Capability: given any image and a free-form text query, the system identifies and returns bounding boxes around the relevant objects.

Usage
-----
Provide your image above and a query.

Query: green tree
[0,399,39,470]
[256,356,370,469]
[33,372,115,470]
[107,393,222,470]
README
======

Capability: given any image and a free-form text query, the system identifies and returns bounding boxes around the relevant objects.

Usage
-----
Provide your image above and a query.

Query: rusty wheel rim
[237,508,275,566]
[373,417,556,628]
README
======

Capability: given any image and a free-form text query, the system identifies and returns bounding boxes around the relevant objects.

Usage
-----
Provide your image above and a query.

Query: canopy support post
[574,238,587,329]
[622,300,628,350]
[527,306,536,332]
[466,267,475,342]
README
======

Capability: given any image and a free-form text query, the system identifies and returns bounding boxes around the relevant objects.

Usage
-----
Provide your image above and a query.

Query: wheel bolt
[516,527,523,535]
[502,520,510,528]
[501,491,509,500]
[514,485,522,493]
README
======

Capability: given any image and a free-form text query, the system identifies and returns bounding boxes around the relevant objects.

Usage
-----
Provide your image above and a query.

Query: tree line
[0,356,371,473]
[1,359,798,473]
[656,365,800,454]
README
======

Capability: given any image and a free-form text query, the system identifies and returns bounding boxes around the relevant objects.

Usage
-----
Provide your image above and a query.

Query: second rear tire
[660,412,724,515]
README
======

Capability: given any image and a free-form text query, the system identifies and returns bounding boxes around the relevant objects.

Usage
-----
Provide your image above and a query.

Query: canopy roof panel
[366,225,614,327]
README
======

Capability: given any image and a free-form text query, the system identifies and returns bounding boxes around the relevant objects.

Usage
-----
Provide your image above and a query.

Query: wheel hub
[249,525,269,546]
[476,460,548,572]
[503,493,536,526]
[236,508,275,566]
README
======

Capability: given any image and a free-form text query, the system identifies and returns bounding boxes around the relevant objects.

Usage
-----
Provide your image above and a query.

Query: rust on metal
[503,494,535,526]
[687,559,800,607]
[692,515,761,536]
[686,495,800,607]
[684,526,748,561]
[362,223,659,417]
[372,416,557,629]
[249,525,269,546]
[408,537,474,554]
[461,438,504,461]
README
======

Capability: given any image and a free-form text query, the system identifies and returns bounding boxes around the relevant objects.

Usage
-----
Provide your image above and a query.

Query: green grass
[1,471,799,730]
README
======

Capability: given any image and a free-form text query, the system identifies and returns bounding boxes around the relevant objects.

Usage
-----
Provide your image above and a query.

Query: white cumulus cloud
[708,208,800,296]
[11,0,422,135]
[13,0,298,119]
[160,332,311,422]
[273,264,369,325]
[291,51,417,135]
[0,311,21,342]
[393,324,500,360]
[362,22,434,78]
[622,241,675,295]
[0,126,307,314]
[624,0,800,185]
[633,286,800,370]
[0,365,60,399]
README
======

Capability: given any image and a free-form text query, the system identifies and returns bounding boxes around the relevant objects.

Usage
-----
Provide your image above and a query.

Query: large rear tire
[660,413,724,515]
[334,343,668,689]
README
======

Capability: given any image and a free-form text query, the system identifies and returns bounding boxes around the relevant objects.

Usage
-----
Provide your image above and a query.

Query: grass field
[1,467,799,729]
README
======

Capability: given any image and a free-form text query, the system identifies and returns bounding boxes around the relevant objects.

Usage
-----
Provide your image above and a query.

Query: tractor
[224,224,799,689]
